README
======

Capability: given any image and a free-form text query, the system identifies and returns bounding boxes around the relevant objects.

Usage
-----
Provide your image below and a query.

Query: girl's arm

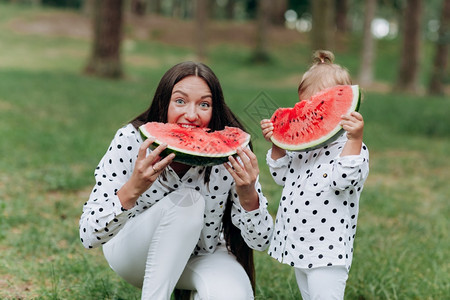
[261,119,286,160]
[261,119,292,186]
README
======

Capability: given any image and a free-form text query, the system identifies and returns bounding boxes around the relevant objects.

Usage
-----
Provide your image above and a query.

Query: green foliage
[361,91,450,139]
[0,3,448,299]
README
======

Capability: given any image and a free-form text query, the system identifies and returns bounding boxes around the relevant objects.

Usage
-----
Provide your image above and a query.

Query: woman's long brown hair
[131,61,255,293]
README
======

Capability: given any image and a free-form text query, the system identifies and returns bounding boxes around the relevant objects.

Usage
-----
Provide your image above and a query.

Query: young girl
[260,50,369,300]
[80,61,273,299]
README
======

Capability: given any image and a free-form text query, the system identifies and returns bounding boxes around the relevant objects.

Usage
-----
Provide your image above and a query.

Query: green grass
[0,3,449,299]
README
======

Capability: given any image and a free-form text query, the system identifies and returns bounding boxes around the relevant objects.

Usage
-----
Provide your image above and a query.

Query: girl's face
[167,75,213,128]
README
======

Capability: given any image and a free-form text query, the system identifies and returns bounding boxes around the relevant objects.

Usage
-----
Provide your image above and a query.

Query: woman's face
[167,75,213,128]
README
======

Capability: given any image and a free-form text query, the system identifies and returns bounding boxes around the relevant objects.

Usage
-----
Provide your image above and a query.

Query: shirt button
[323,173,328,178]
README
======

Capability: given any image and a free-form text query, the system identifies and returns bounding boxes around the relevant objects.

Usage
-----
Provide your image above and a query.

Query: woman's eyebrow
[172,90,212,99]
[172,89,188,96]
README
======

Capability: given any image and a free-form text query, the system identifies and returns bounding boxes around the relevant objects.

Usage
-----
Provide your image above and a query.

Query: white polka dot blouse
[266,133,369,271]
[79,124,274,254]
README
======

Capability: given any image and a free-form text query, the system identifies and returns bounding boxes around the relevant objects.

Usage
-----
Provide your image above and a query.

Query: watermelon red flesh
[270,85,360,151]
[139,122,251,166]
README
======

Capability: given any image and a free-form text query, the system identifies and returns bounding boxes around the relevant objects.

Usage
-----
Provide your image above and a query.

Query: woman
[79,61,274,299]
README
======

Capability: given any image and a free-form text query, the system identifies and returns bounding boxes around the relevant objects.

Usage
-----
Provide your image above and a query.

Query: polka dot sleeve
[230,180,274,251]
[79,125,139,249]
[266,148,293,186]
[332,146,370,191]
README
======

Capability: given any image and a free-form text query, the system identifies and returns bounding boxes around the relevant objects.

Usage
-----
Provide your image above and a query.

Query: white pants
[103,188,253,300]
[294,266,348,300]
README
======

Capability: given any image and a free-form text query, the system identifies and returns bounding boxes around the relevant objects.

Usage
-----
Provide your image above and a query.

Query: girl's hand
[261,118,286,160]
[340,112,364,157]
[340,111,364,141]
[260,119,274,141]
[224,147,260,211]
[118,138,175,209]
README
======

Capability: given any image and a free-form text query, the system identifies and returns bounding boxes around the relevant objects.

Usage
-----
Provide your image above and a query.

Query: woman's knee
[198,279,253,300]
[182,249,254,299]
[218,284,253,300]
[102,188,206,288]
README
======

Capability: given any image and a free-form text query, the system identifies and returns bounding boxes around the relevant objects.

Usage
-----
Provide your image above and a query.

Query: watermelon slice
[270,85,360,151]
[139,122,251,166]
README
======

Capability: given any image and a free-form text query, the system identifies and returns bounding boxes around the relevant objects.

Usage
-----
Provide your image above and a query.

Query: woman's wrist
[238,188,260,211]
[117,182,141,210]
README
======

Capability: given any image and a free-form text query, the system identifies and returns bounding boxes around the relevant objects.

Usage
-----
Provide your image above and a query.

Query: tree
[148,0,163,15]
[84,0,124,79]
[335,0,349,33]
[395,0,423,93]
[270,0,288,26]
[225,0,236,20]
[195,0,208,61]
[358,0,377,87]
[252,0,271,63]
[311,0,335,51]
[428,0,450,96]
[131,0,147,16]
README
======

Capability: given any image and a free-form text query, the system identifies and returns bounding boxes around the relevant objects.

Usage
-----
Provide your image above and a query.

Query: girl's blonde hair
[298,50,352,100]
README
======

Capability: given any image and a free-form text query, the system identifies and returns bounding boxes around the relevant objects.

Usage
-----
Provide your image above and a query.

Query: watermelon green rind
[139,124,251,166]
[270,85,361,152]
[147,145,232,166]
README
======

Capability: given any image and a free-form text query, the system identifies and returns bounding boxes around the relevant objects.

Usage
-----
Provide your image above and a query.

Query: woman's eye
[175,98,185,104]
[200,102,211,108]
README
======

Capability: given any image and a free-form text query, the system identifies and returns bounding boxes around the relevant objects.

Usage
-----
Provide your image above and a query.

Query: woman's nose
[184,105,198,122]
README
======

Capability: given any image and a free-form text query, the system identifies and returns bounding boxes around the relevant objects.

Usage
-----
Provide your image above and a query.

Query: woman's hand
[340,111,364,156]
[261,119,286,160]
[224,147,260,211]
[118,138,175,209]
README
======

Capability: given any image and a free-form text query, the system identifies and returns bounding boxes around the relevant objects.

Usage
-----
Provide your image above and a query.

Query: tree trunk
[428,0,450,96]
[252,0,271,63]
[172,0,183,18]
[84,0,124,79]
[225,0,235,20]
[335,0,349,33]
[311,0,335,51]
[395,0,423,93]
[358,0,377,87]
[270,0,288,26]
[131,0,146,16]
[195,0,208,61]
[149,0,163,15]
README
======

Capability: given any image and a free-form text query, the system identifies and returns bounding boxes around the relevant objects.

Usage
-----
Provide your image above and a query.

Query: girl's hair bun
[312,50,335,64]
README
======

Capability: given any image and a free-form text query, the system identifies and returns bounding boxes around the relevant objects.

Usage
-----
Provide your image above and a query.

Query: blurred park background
[0,0,448,299]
